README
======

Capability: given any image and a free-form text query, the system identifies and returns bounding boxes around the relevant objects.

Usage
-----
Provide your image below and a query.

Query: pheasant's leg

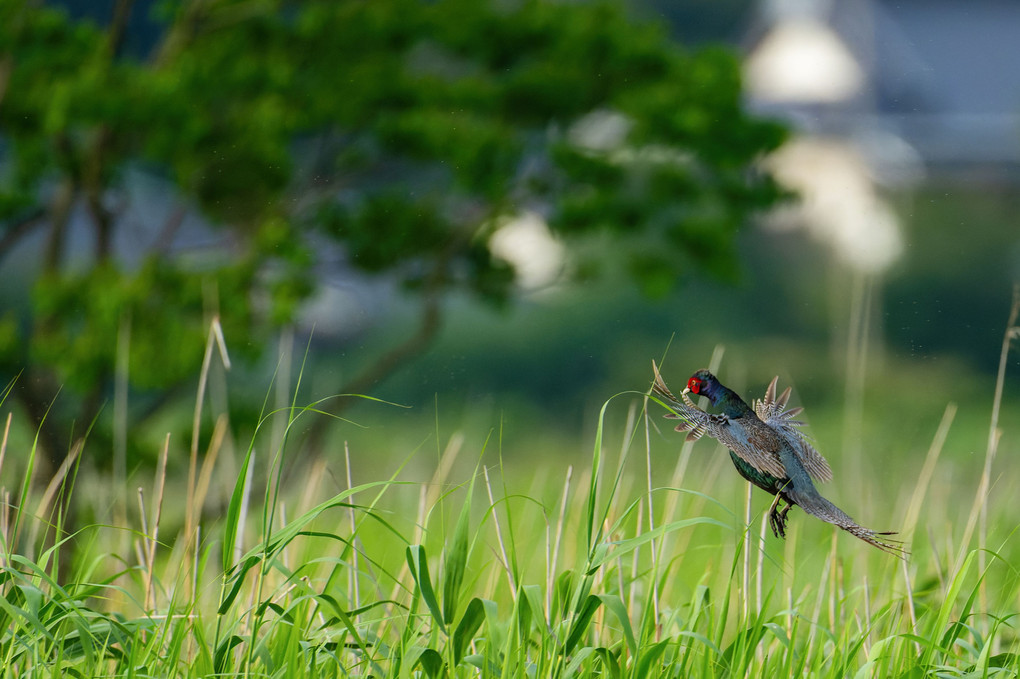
[773,503,794,538]
[767,493,786,538]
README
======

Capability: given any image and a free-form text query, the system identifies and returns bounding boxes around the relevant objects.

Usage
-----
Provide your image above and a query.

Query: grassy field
[1,335,1019,679]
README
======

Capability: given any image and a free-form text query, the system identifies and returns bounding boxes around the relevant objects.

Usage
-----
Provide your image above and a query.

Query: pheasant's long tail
[787,486,908,559]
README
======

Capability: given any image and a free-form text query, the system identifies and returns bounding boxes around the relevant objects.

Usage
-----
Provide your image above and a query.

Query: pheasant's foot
[767,494,787,539]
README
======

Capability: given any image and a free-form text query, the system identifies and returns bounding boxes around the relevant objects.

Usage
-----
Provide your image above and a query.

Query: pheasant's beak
[681,387,691,396]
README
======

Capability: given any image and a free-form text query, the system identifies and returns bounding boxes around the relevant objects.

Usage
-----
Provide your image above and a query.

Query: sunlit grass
[2,373,1020,677]
[1,293,1019,677]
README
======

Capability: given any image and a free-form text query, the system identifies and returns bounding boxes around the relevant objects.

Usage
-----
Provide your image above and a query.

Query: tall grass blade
[597,593,636,657]
[452,596,486,665]
[225,446,255,570]
[407,544,447,635]
[595,646,622,679]
[564,594,602,656]
[417,648,444,679]
[11,390,58,556]
[635,638,671,677]
[562,646,596,678]
[586,517,728,573]
[443,469,475,624]
[521,583,547,636]
[314,592,375,664]
[924,550,977,668]
[586,399,613,555]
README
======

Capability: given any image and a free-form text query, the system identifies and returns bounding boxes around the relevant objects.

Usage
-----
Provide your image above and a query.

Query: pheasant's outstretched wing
[651,362,787,480]
[755,376,833,483]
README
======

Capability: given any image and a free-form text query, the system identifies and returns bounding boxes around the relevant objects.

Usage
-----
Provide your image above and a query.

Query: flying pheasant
[651,363,905,557]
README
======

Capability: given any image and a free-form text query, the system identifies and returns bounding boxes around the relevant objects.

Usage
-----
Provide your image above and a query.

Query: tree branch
[0,208,47,263]
[154,0,209,66]
[107,0,136,58]
[84,127,115,261]
[0,55,12,110]
[44,178,76,273]
[13,372,68,477]
[152,204,187,253]
[343,292,443,400]
[303,289,444,451]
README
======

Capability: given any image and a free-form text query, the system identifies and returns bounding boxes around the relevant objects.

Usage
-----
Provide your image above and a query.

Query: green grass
[2,294,1020,678]
[2,368,1020,679]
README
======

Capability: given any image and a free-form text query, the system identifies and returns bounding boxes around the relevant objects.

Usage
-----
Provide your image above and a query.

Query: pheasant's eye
[687,377,701,394]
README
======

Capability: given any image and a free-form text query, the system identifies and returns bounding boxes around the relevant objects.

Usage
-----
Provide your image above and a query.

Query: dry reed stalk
[902,403,956,538]
[927,525,946,591]
[835,544,846,630]
[862,574,872,655]
[978,286,1019,638]
[548,464,573,613]
[0,411,9,561]
[270,327,294,460]
[30,439,82,541]
[429,432,463,509]
[344,442,361,609]
[756,510,769,615]
[185,317,231,568]
[804,537,832,665]
[828,532,838,630]
[842,272,873,494]
[628,501,642,616]
[642,404,659,627]
[956,286,1018,615]
[113,315,130,543]
[192,524,200,616]
[606,401,638,546]
[786,587,795,675]
[783,517,797,599]
[0,490,9,568]
[159,413,228,603]
[743,480,753,623]
[192,415,228,524]
[592,519,607,645]
[0,412,9,478]
[144,433,170,612]
[900,554,919,654]
[484,464,514,592]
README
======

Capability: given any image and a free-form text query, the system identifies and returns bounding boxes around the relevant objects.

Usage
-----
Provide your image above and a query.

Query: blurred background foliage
[0,0,786,470]
[0,0,1017,497]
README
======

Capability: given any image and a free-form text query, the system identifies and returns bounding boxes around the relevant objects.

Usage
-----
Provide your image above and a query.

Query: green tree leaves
[0,0,786,459]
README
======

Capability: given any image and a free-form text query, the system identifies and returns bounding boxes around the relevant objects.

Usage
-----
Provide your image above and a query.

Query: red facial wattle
[687,377,702,394]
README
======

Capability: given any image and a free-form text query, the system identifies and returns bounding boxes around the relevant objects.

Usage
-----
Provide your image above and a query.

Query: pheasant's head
[686,369,721,402]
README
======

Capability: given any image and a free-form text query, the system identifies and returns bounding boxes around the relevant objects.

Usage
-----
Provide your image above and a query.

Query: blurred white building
[745,0,1020,179]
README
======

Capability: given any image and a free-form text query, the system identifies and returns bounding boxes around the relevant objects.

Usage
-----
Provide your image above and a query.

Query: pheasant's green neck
[711,387,751,418]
